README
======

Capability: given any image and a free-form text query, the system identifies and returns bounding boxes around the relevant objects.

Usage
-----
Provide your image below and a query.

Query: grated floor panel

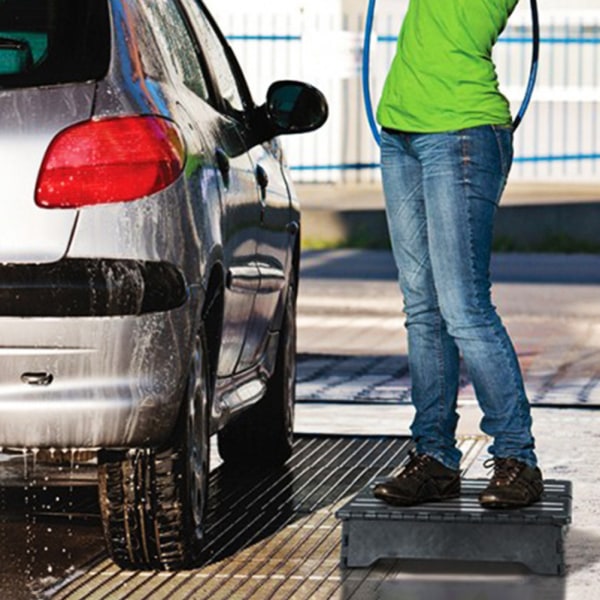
[297,352,600,407]
[43,434,491,600]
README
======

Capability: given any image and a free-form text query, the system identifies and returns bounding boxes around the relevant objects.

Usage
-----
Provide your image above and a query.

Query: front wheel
[218,282,296,466]
[97,330,210,570]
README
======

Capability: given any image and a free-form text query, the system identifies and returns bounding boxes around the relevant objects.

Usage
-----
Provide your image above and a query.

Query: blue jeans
[381,125,537,470]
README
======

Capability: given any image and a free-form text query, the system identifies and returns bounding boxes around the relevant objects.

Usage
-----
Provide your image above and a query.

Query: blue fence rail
[217,8,600,183]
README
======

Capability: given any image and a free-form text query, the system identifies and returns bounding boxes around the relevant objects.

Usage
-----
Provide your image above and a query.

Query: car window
[181,0,249,114]
[0,0,110,88]
[138,0,209,100]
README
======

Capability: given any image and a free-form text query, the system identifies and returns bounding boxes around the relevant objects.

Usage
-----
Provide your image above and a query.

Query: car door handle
[215,148,230,189]
[255,164,269,203]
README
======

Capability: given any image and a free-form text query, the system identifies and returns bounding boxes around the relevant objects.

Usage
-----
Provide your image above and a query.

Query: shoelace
[398,452,433,480]
[483,457,524,485]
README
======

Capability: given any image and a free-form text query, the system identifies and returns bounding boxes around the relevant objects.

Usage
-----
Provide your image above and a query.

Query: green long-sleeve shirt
[377,0,519,133]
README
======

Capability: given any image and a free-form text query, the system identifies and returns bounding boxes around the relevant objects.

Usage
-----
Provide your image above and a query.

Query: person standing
[372,0,544,509]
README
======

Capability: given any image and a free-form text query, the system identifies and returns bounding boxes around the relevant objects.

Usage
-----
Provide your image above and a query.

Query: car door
[137,0,261,378]
[181,0,293,372]
[242,137,295,371]
[179,0,270,375]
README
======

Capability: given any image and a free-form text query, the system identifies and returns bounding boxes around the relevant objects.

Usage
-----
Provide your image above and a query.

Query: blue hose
[513,0,540,130]
[362,0,540,146]
[362,0,381,146]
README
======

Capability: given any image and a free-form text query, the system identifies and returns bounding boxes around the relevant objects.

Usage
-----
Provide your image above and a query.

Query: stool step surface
[336,478,572,576]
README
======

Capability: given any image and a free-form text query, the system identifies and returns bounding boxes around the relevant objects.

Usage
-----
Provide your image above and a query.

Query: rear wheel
[97,329,210,570]
[218,282,296,466]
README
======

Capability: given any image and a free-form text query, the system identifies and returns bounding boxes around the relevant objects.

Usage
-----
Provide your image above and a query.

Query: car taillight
[35,116,185,208]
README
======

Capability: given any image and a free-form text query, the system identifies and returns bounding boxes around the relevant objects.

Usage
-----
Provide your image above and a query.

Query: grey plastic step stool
[336,479,572,575]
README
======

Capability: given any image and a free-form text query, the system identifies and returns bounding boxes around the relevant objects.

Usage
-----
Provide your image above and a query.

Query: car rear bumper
[0,258,187,317]
[0,294,199,449]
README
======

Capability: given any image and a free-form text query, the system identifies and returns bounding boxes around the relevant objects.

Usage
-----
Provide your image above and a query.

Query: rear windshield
[0,0,110,89]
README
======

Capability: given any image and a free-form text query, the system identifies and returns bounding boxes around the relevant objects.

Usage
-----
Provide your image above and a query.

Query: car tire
[218,281,296,466]
[97,328,211,570]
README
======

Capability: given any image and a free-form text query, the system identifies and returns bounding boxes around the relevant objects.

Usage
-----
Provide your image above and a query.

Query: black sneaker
[479,457,544,509]
[373,452,461,506]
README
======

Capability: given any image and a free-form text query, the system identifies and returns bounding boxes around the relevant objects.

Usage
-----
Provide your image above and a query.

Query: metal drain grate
[45,434,488,600]
[296,353,471,405]
[296,354,412,404]
[297,352,600,407]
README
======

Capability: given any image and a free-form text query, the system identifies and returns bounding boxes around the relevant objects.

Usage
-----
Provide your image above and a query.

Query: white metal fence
[211,4,600,183]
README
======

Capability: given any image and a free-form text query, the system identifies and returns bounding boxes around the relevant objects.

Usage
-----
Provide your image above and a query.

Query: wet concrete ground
[0,250,599,598]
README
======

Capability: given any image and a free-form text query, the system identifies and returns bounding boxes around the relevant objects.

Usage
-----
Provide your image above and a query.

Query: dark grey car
[0,0,327,569]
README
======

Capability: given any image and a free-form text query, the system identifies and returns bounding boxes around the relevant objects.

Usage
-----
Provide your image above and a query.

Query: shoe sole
[373,489,461,507]
[478,493,542,510]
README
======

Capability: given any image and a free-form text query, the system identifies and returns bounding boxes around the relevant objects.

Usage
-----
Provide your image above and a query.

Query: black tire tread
[98,447,192,570]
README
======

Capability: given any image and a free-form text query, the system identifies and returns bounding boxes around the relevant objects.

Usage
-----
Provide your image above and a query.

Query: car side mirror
[0,37,33,75]
[265,80,328,135]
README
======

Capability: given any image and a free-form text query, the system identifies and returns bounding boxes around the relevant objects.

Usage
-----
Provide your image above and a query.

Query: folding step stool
[336,479,571,575]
